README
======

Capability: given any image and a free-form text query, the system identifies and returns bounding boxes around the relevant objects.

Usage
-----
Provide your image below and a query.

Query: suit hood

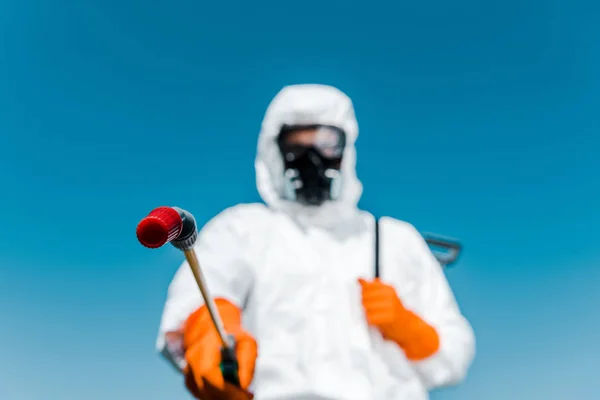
[254,84,363,228]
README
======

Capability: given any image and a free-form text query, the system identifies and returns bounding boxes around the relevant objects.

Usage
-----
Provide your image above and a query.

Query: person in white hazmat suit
[157,84,476,400]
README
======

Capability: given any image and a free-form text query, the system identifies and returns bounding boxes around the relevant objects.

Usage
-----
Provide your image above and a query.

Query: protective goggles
[277,125,347,160]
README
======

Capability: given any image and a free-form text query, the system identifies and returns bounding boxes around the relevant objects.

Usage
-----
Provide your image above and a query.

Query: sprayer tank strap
[374,217,380,279]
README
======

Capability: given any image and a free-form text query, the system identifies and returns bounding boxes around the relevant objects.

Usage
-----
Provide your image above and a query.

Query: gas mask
[277,125,346,206]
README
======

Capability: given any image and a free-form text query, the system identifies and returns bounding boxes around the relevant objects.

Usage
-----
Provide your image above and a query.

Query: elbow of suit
[441,324,477,386]
[416,321,476,389]
[443,356,471,387]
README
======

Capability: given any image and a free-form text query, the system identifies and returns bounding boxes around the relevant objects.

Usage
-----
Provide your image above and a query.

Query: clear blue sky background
[1,1,599,399]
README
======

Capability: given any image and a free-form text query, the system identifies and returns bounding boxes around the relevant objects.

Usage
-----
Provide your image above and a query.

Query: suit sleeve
[385,218,476,389]
[155,206,255,371]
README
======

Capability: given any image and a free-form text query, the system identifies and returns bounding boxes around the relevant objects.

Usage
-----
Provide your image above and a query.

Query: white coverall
[157,84,476,400]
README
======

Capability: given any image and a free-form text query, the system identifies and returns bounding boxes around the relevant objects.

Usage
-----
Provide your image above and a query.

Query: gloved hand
[358,278,440,361]
[182,298,258,400]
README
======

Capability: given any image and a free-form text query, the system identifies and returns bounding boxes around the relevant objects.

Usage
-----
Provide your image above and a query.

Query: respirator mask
[277,124,346,206]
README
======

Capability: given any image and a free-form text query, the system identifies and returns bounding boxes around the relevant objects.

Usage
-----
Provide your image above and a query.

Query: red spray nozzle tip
[136,207,183,248]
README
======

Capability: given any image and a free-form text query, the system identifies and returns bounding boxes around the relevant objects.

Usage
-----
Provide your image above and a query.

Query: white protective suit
[157,84,476,400]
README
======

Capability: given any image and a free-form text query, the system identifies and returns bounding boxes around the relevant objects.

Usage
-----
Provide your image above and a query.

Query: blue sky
[1,0,599,399]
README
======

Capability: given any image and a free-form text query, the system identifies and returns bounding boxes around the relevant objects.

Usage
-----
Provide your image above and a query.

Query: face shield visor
[276,125,347,206]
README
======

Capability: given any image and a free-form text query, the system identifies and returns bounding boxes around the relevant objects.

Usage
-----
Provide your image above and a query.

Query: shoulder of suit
[377,216,425,244]
[375,216,436,270]
[205,202,274,228]
[219,202,272,218]
[196,203,273,242]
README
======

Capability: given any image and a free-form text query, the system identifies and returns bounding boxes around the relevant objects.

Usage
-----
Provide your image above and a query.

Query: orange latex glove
[358,278,440,361]
[182,298,258,400]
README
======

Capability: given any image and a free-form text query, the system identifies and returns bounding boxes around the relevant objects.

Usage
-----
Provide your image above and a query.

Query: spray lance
[136,206,241,387]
